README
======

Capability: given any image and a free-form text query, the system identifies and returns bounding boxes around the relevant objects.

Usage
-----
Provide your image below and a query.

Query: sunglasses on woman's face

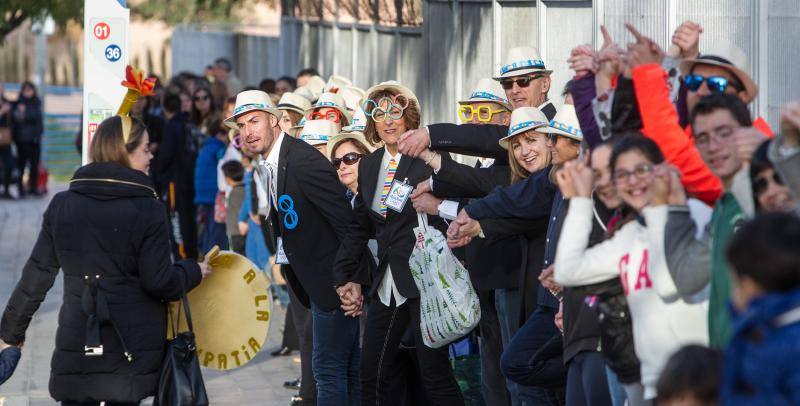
[500,75,544,90]
[194,94,210,102]
[683,74,742,94]
[333,152,364,169]
[753,171,785,196]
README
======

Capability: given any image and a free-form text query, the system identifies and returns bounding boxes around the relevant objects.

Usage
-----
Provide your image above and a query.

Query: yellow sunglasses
[458,105,508,123]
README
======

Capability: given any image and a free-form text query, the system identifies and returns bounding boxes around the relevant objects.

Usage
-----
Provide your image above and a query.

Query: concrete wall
[172,0,799,129]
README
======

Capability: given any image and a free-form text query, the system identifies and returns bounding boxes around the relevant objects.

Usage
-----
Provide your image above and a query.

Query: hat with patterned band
[224,90,283,129]
[458,78,512,111]
[498,107,549,150]
[300,119,338,146]
[494,46,553,80]
[306,92,353,125]
[538,104,583,142]
[276,92,312,116]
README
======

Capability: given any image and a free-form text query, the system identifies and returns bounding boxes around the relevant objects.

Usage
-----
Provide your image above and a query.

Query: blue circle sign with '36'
[104,44,122,62]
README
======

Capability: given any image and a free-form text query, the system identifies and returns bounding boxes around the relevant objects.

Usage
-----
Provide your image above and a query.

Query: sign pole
[81,0,130,165]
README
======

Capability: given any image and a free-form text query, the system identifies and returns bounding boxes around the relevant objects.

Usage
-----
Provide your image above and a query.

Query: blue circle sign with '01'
[104,44,122,62]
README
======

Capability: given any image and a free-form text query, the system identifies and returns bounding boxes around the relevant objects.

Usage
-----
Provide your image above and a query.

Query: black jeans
[61,402,138,406]
[361,297,464,406]
[16,141,39,194]
[477,290,511,406]
[565,351,612,406]
[0,145,13,193]
[288,281,317,402]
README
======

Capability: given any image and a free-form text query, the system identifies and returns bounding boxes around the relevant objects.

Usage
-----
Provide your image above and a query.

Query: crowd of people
[0,81,46,199]
[2,19,800,406]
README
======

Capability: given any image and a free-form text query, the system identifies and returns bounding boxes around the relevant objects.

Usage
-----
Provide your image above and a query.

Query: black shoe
[271,346,293,357]
[284,378,301,390]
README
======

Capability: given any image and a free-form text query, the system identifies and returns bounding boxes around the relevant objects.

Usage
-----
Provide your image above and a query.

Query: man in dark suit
[227,90,362,405]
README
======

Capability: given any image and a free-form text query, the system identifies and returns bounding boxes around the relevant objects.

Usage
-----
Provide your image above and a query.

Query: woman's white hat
[459,78,512,111]
[339,86,367,112]
[678,42,758,102]
[299,119,338,146]
[326,130,377,161]
[343,107,368,133]
[538,104,583,142]
[494,46,553,80]
[364,81,420,112]
[295,75,327,103]
[286,117,307,138]
[224,90,283,129]
[306,92,353,125]
[276,92,312,116]
[498,107,549,150]
[325,75,353,92]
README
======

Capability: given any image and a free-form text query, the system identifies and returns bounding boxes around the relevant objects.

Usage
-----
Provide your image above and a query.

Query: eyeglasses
[310,109,342,123]
[613,163,655,184]
[193,94,210,102]
[333,152,364,169]
[683,74,743,94]
[458,105,507,123]
[500,75,544,90]
[753,171,785,196]
[363,95,410,123]
[693,126,735,149]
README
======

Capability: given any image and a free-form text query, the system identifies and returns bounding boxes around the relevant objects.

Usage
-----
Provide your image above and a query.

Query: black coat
[0,162,202,403]
[334,148,448,299]
[11,98,43,144]
[267,135,355,311]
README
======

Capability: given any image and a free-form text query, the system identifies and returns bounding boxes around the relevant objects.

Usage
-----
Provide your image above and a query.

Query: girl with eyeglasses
[553,134,709,403]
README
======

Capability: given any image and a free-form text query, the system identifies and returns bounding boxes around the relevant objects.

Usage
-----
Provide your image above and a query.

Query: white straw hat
[286,116,307,138]
[325,75,353,93]
[224,90,283,129]
[326,130,377,161]
[459,78,512,111]
[276,92,312,116]
[299,119,338,146]
[306,92,353,125]
[343,107,367,133]
[494,46,553,80]
[678,42,758,102]
[498,107,549,149]
[339,86,367,112]
[538,104,583,142]
[364,81,420,112]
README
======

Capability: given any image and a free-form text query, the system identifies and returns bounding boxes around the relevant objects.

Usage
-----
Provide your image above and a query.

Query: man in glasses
[656,93,764,351]
[399,46,556,163]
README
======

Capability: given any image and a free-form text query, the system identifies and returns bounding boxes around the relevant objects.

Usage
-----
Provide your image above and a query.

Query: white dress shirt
[371,149,407,307]
[435,157,495,220]
[254,131,285,215]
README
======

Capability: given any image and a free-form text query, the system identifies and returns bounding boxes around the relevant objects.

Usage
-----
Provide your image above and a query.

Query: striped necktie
[379,158,398,217]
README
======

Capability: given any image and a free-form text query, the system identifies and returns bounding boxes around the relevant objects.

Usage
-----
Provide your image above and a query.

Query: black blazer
[334,147,447,299]
[270,135,355,311]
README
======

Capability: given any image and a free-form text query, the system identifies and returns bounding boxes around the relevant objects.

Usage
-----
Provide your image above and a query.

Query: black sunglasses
[500,75,545,90]
[333,152,364,169]
[753,172,784,195]
[194,94,210,102]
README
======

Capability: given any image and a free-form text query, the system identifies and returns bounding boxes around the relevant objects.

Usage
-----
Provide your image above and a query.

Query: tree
[1,0,83,39]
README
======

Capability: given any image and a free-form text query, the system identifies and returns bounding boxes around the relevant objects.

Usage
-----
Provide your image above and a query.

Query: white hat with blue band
[300,119,338,146]
[538,104,583,142]
[458,78,512,111]
[306,92,353,125]
[494,46,553,80]
[498,107,549,150]
[224,90,283,129]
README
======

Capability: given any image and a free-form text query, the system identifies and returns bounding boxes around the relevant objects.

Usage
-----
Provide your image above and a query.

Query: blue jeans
[565,352,611,406]
[605,366,627,406]
[312,301,361,406]
[501,306,567,405]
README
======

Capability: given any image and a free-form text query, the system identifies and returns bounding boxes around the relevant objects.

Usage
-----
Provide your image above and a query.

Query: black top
[334,148,448,299]
[0,162,202,403]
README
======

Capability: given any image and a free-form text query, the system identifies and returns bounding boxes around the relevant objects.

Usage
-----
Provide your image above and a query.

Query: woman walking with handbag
[0,112,211,405]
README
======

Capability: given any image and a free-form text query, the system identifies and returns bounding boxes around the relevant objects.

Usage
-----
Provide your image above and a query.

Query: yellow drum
[169,246,271,370]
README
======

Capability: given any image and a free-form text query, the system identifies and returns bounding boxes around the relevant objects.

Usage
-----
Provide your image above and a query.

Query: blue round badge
[105,44,122,62]
[278,195,299,230]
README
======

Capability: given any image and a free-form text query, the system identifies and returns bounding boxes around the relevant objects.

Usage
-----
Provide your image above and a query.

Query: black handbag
[155,295,209,406]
